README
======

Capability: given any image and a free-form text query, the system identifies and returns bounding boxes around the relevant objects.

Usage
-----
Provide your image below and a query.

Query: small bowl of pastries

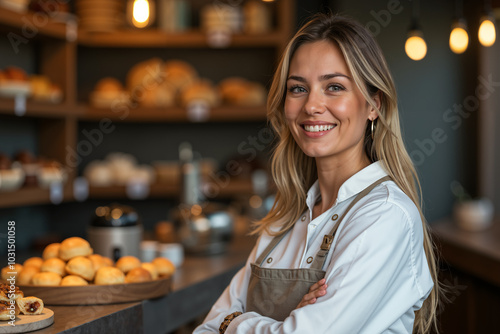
[0,154,25,192]
[0,66,31,98]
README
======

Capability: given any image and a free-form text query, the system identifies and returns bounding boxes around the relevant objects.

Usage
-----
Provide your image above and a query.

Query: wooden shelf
[0,99,80,118]
[78,29,284,48]
[0,185,73,208]
[0,7,70,40]
[80,105,267,122]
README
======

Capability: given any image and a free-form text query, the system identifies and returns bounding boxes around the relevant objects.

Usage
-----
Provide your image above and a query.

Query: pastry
[140,263,158,280]
[65,256,95,281]
[218,77,266,106]
[94,267,125,285]
[17,266,40,286]
[88,254,113,271]
[0,283,23,301]
[4,66,29,82]
[60,275,89,286]
[17,296,44,315]
[115,256,141,274]
[1,264,23,282]
[31,272,62,286]
[23,257,43,269]
[59,237,93,261]
[137,79,176,107]
[0,300,19,320]
[179,79,220,108]
[90,77,129,108]
[40,258,66,277]
[42,243,61,260]
[127,58,164,94]
[152,257,175,277]
[125,267,152,283]
[163,60,197,92]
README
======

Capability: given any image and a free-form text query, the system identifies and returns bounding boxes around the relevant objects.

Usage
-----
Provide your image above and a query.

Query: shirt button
[301,216,306,221]
[310,225,316,229]
[266,257,273,264]
[331,214,338,221]
[306,257,313,264]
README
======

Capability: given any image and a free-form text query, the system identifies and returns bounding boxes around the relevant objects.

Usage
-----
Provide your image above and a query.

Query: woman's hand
[295,278,328,309]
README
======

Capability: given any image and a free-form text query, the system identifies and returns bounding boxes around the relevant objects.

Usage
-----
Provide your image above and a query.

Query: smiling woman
[194,13,441,334]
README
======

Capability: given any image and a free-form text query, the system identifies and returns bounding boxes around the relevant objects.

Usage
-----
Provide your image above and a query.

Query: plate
[0,82,31,98]
[18,276,171,305]
[0,308,54,333]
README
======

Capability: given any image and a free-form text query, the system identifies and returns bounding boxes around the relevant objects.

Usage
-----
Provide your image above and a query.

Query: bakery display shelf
[0,7,68,40]
[88,179,254,200]
[80,105,268,122]
[0,99,78,118]
[78,29,284,48]
[0,185,73,208]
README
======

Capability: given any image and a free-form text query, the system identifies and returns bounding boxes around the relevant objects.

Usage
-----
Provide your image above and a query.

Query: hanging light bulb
[449,19,469,54]
[127,0,155,28]
[405,0,427,61]
[479,16,496,46]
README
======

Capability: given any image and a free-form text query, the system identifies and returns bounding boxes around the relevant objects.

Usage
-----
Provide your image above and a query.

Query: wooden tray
[0,308,54,333]
[18,276,171,305]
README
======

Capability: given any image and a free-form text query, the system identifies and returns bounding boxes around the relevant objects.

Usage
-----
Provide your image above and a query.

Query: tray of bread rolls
[3,237,174,306]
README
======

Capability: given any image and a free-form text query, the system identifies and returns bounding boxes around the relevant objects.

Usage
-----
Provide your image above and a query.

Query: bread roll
[4,66,28,82]
[0,283,23,301]
[17,266,40,286]
[179,79,219,108]
[88,254,113,271]
[115,256,141,274]
[164,60,197,92]
[31,272,62,286]
[125,267,152,283]
[0,300,19,320]
[218,77,266,106]
[127,58,164,94]
[152,257,175,277]
[23,257,43,269]
[94,267,125,285]
[65,256,95,281]
[17,296,44,315]
[1,264,23,282]
[94,77,124,93]
[40,258,66,277]
[59,237,93,261]
[42,243,61,260]
[60,275,89,286]
[141,262,158,280]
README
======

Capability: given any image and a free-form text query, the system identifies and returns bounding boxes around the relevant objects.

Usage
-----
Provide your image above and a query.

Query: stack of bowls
[76,0,124,33]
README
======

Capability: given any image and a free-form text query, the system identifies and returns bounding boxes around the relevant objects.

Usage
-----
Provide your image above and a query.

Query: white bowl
[0,167,25,191]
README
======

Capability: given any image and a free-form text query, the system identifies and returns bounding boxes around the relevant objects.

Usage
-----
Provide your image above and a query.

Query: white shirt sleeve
[223,199,433,334]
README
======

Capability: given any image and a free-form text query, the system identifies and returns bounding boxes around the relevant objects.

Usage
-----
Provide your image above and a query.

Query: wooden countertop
[30,235,256,333]
[431,218,500,287]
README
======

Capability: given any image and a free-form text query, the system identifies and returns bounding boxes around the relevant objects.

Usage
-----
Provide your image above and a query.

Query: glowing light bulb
[132,0,150,28]
[405,31,427,61]
[478,17,496,47]
[449,22,469,54]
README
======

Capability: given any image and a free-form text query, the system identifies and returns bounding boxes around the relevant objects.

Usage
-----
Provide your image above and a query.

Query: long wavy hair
[251,13,440,334]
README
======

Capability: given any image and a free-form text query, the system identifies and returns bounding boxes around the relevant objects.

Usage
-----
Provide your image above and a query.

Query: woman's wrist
[219,311,243,334]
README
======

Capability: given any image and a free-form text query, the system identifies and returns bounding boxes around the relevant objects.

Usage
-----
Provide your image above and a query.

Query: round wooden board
[0,308,54,333]
[18,276,171,305]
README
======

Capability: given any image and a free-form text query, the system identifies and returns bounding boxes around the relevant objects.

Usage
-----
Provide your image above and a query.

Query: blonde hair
[252,13,440,334]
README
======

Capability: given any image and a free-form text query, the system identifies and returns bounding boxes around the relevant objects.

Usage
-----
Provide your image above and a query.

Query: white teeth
[304,124,334,132]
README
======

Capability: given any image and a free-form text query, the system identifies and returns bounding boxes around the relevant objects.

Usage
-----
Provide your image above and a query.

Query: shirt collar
[306,161,388,211]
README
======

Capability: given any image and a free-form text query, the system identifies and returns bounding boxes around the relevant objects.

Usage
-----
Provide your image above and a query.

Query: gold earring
[371,120,375,140]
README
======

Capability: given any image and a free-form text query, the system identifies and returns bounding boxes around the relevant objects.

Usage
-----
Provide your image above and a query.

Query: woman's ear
[369,91,381,121]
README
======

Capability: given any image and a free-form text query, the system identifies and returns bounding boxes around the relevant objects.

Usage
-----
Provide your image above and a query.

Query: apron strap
[310,176,392,270]
[255,227,291,265]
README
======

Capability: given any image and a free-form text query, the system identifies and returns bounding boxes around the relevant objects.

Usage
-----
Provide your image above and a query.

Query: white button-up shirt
[194,161,434,334]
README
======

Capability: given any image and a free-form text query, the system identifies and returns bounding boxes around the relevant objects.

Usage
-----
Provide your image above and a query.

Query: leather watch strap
[219,311,242,334]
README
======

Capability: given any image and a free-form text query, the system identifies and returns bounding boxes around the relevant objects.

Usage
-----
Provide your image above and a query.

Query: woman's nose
[304,89,326,115]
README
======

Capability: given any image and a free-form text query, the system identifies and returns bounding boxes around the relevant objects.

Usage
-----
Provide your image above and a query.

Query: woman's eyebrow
[287,73,351,82]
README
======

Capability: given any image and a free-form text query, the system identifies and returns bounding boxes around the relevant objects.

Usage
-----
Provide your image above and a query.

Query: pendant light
[449,0,469,54]
[478,0,496,47]
[127,0,155,28]
[405,0,427,61]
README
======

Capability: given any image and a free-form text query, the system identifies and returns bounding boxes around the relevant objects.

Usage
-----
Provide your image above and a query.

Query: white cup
[157,243,184,268]
[140,240,158,263]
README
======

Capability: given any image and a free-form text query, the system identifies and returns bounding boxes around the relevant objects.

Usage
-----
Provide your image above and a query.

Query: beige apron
[246,176,391,321]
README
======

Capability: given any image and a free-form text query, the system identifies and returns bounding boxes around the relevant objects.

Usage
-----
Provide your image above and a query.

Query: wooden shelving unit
[0,99,80,118]
[0,185,73,208]
[0,8,68,40]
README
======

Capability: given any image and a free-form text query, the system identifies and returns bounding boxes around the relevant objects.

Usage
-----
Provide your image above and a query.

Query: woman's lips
[300,123,336,137]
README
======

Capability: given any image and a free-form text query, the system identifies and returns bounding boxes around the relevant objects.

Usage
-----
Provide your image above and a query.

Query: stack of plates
[76,0,125,33]
[0,0,30,13]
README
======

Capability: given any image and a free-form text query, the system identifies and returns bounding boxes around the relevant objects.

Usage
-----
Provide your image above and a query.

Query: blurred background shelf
[0,185,73,208]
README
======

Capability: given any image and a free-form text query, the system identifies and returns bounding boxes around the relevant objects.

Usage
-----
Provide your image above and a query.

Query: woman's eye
[288,85,306,93]
[327,84,344,92]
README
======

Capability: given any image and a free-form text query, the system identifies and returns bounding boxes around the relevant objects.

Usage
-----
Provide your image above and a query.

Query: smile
[303,124,336,132]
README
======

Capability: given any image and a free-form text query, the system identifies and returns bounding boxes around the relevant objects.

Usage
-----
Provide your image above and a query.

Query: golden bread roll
[17,266,40,286]
[115,256,141,274]
[125,267,153,283]
[152,257,175,277]
[179,79,219,108]
[65,256,95,281]
[94,77,124,93]
[218,77,266,106]
[59,237,93,261]
[94,267,125,285]
[60,275,89,286]
[88,254,113,271]
[137,79,176,107]
[31,272,62,286]
[23,257,43,269]
[127,58,163,93]
[17,296,44,315]
[4,66,28,82]
[1,264,23,282]
[30,75,52,99]
[0,283,23,301]
[0,70,6,84]
[164,60,198,92]
[141,262,158,280]
[40,258,66,277]
[42,243,61,260]
[0,300,19,320]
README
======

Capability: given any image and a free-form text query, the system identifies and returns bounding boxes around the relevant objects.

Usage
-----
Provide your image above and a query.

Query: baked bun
[42,243,61,260]
[152,257,175,277]
[31,272,62,286]
[60,275,89,286]
[0,300,19,320]
[0,283,23,301]
[94,267,125,285]
[164,60,197,92]
[137,80,176,107]
[88,254,113,271]
[4,66,28,82]
[65,256,95,281]
[40,258,66,277]
[59,237,93,261]
[1,263,23,281]
[90,77,129,108]
[127,58,163,94]
[218,77,266,106]
[17,296,44,315]
[94,77,124,93]
[17,266,40,286]
[115,256,141,274]
[179,79,219,108]
[141,262,158,280]
[125,267,152,283]
[23,257,43,269]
